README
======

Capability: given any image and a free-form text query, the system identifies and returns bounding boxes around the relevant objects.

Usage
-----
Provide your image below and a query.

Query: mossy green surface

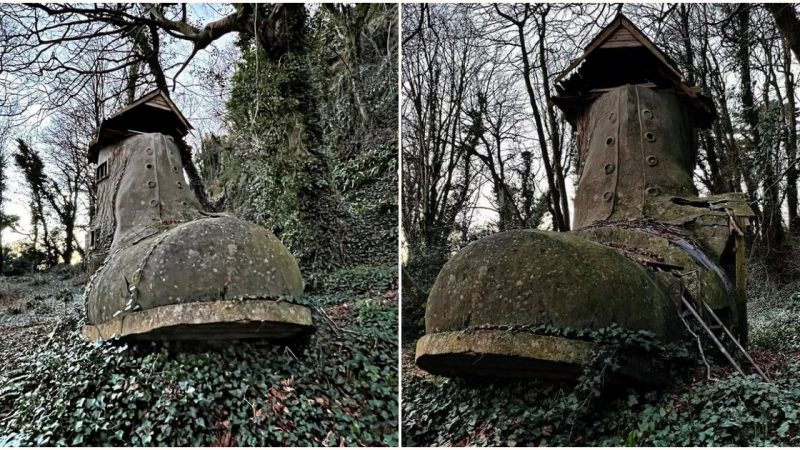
[425,230,679,340]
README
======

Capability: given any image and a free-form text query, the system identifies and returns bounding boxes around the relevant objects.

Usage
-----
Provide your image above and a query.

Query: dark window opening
[96,161,109,182]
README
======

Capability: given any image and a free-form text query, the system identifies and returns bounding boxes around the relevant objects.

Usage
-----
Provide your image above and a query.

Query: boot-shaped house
[415,15,754,382]
[83,90,312,341]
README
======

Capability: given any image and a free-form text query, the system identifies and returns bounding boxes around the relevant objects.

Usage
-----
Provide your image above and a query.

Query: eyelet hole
[606,137,614,146]
[645,132,656,142]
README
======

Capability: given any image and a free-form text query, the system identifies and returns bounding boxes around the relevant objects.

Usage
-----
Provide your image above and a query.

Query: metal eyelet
[176,181,183,189]
[604,163,615,175]
[645,132,656,142]
[606,137,615,146]
[150,199,159,207]
[642,109,653,119]
[146,163,153,169]
[147,181,156,189]
[646,156,659,167]
[146,147,154,155]
[603,191,614,202]
[609,112,617,123]
[646,186,660,197]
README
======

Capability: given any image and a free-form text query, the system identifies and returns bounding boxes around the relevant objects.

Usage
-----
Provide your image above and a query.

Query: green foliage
[402,325,696,446]
[335,140,398,268]
[199,5,397,273]
[403,245,449,293]
[748,258,800,351]
[312,265,397,297]
[599,372,800,446]
[404,315,800,447]
[0,294,398,446]
[1,242,49,275]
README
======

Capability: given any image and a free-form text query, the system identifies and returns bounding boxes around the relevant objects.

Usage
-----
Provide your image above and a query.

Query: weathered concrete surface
[85,132,309,341]
[86,215,304,325]
[416,330,593,380]
[576,225,733,311]
[83,299,312,341]
[423,230,680,341]
[573,86,697,229]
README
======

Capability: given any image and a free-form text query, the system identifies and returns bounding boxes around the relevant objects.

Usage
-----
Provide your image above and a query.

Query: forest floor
[0,268,85,365]
[402,257,800,446]
[0,264,398,446]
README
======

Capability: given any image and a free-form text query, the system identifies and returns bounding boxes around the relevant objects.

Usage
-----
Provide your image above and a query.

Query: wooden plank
[605,27,637,43]
[599,40,643,49]
[145,100,172,111]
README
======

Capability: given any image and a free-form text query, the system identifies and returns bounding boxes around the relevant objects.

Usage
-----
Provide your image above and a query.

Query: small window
[90,229,96,246]
[96,161,108,182]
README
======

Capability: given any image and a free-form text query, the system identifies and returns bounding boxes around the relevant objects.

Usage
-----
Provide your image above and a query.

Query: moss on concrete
[424,230,680,340]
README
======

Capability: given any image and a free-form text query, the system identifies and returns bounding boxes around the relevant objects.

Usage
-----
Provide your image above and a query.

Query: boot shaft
[573,85,699,228]
[92,133,203,253]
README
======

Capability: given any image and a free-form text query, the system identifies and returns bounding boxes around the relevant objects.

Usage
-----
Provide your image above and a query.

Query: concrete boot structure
[415,15,754,382]
[82,90,312,341]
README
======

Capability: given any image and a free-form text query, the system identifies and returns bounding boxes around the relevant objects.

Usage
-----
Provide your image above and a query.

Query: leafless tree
[402,4,482,251]
[403,2,800,262]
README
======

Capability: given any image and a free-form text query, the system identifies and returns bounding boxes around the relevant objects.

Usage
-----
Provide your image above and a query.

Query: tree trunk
[766,3,800,63]
[739,6,784,252]
[785,40,800,233]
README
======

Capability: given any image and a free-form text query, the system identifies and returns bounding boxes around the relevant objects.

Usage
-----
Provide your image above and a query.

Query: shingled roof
[88,89,193,163]
[551,13,716,127]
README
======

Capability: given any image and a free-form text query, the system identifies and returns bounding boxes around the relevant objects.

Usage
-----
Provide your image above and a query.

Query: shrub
[4,306,22,315]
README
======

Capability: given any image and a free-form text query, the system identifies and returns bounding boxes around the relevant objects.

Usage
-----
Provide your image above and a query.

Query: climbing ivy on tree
[199,5,397,273]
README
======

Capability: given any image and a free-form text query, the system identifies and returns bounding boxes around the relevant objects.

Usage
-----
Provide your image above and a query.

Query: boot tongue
[112,133,203,248]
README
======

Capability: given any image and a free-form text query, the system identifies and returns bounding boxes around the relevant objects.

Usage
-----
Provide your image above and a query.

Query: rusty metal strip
[680,294,745,377]
[701,301,768,381]
[605,87,622,221]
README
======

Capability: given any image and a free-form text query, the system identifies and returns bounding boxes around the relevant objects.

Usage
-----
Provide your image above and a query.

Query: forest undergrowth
[402,250,800,447]
[0,264,398,446]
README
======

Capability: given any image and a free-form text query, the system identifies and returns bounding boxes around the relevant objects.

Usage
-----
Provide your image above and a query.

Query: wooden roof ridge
[108,89,193,131]
[554,13,683,86]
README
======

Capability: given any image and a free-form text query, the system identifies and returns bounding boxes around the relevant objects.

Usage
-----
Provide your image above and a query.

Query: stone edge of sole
[82,299,313,341]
